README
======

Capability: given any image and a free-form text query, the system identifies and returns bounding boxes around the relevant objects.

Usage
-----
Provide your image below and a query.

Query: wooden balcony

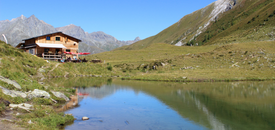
[37,52,64,60]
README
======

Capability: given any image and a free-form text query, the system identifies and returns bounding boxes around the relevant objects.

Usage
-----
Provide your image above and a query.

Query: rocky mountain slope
[196,0,275,45]
[118,0,275,50]
[0,15,56,45]
[0,15,140,53]
[56,24,140,51]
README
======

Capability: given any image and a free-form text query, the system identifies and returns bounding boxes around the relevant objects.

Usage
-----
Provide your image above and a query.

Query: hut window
[46,36,51,40]
[56,37,60,41]
[44,48,49,53]
[29,48,35,55]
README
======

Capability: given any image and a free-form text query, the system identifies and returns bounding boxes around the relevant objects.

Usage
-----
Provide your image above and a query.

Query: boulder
[82,117,89,120]
[11,90,27,98]
[0,76,21,89]
[0,86,26,98]
[0,86,17,97]
[27,89,50,99]
[9,103,33,112]
[51,91,69,102]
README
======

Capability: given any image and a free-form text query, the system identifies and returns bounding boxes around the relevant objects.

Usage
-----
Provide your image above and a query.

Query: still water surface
[63,80,275,130]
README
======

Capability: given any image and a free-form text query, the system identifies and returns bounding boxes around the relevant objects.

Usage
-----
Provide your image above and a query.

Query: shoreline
[46,73,275,83]
[120,77,275,83]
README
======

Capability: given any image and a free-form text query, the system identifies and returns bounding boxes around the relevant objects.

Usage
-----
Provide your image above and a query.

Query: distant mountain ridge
[0,15,140,53]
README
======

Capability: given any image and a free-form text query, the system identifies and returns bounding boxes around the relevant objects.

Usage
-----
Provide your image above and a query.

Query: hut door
[56,49,60,54]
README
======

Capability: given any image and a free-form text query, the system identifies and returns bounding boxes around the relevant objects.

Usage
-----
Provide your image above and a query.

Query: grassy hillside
[87,41,275,81]
[116,2,215,50]
[117,0,275,51]
[196,0,275,45]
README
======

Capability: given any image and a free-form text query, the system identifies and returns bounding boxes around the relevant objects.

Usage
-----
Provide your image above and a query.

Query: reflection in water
[192,92,226,130]
[78,85,118,99]
[63,80,275,130]
[57,89,79,112]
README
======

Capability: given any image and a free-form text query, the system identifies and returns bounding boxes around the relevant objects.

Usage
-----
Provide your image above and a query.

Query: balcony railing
[37,53,63,60]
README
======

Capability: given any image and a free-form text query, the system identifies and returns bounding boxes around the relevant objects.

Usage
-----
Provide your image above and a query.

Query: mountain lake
[57,79,275,130]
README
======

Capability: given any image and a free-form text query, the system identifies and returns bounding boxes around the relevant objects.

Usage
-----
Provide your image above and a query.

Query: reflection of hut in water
[78,85,133,99]
[78,85,117,99]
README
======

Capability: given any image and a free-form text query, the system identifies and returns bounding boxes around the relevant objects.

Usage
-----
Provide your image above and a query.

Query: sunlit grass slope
[117,0,275,51]
[197,0,275,45]
[87,41,275,81]
[116,2,215,50]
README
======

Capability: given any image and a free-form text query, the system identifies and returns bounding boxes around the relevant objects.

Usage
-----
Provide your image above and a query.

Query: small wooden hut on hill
[16,32,82,60]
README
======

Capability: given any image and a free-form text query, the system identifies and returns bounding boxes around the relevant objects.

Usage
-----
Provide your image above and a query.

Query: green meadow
[86,41,275,82]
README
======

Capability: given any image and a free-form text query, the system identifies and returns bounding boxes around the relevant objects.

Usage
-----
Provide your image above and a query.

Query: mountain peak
[20,15,27,20]
[29,14,37,19]
[134,37,141,41]
[27,15,39,22]
[11,15,27,21]
[67,24,77,27]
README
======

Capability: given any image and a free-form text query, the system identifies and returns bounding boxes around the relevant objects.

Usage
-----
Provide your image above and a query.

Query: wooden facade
[16,32,81,60]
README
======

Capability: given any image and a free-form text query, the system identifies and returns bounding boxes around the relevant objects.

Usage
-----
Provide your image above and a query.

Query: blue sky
[0,0,216,41]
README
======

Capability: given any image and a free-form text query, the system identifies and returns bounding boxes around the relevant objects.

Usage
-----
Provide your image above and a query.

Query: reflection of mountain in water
[75,81,275,130]
[110,81,275,130]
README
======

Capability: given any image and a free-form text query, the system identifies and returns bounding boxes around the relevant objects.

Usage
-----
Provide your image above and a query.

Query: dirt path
[49,63,60,73]
[0,110,25,130]
[0,121,25,130]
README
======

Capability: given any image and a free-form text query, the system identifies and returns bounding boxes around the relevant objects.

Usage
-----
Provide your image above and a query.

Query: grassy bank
[0,41,96,129]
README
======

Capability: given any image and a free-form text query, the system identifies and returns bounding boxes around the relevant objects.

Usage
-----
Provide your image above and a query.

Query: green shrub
[0,102,6,113]
[12,97,27,104]
[107,65,113,71]
[34,113,74,129]
[32,98,52,105]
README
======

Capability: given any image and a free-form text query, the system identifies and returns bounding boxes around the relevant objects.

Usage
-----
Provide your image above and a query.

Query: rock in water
[27,89,50,99]
[51,91,70,101]
[82,117,89,120]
